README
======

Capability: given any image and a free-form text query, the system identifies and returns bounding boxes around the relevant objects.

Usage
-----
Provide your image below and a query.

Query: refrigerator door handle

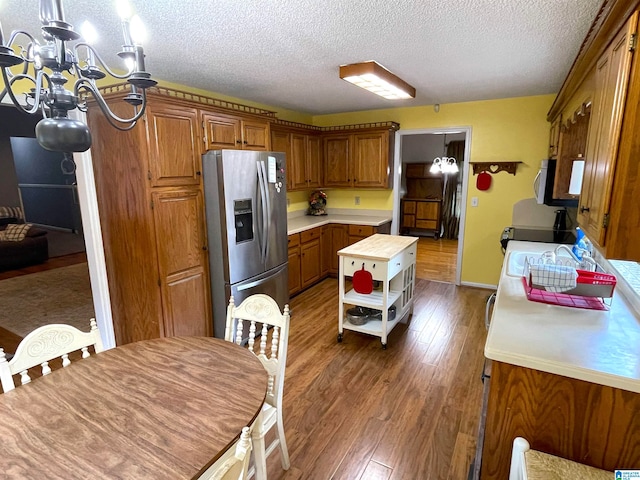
[257,160,269,264]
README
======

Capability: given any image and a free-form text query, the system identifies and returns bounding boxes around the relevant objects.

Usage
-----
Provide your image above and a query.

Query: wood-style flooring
[416,237,458,283]
[0,252,490,479]
[272,277,491,479]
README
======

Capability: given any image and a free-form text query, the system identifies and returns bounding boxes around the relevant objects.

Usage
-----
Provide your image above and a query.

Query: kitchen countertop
[485,240,640,393]
[337,234,418,261]
[287,213,392,235]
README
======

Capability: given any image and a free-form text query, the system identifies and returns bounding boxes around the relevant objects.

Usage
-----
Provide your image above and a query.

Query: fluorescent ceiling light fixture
[339,61,416,100]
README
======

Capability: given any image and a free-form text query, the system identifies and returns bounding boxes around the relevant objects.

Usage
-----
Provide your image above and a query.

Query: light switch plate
[471,197,479,207]
[355,196,361,205]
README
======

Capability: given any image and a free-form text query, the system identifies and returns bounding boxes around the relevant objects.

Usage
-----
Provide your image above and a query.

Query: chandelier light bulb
[80,21,98,44]
[129,14,146,45]
[116,0,132,20]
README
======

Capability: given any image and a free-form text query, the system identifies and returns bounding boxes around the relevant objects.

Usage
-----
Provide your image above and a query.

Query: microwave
[534,159,578,207]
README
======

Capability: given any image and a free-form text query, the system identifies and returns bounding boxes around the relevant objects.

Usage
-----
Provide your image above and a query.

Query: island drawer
[342,257,389,281]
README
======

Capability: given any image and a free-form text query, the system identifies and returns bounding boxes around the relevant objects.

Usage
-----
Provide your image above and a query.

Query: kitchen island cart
[337,234,418,348]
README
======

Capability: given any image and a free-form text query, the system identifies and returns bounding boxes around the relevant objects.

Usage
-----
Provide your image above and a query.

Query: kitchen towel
[529,264,578,293]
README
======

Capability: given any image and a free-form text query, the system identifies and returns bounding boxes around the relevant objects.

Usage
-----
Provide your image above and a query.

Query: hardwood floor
[0,258,490,478]
[416,237,458,283]
[271,277,491,480]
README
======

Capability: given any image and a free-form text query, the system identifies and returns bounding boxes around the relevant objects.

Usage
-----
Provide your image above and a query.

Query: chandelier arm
[0,68,44,115]
[75,80,146,131]
[74,43,133,79]
[6,30,40,62]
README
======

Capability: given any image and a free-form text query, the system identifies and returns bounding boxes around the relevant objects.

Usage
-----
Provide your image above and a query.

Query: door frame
[392,127,472,286]
[71,111,116,349]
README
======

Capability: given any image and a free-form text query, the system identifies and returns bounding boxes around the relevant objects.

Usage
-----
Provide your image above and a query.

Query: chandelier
[0,0,156,152]
[430,134,459,174]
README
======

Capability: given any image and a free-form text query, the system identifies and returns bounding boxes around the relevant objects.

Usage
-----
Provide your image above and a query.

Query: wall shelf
[471,161,522,176]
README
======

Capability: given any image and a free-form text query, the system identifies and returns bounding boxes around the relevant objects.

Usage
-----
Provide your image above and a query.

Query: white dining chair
[198,426,252,480]
[0,318,104,393]
[509,437,611,480]
[225,294,291,480]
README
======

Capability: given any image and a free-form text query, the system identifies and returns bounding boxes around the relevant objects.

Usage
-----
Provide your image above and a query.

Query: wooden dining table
[0,336,268,479]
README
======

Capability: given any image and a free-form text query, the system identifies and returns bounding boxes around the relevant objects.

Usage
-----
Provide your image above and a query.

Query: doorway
[392,128,471,285]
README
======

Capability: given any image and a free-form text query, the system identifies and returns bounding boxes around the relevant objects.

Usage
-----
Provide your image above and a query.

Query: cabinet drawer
[342,256,388,281]
[348,225,374,237]
[416,219,437,230]
[402,243,417,268]
[288,233,300,248]
[403,201,417,214]
[300,227,321,244]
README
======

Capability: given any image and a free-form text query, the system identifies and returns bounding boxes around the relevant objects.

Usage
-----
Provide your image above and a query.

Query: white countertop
[287,213,392,235]
[485,240,640,393]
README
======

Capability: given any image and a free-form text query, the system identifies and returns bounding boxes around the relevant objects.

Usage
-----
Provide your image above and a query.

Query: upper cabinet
[271,126,323,191]
[548,2,640,260]
[323,124,398,189]
[146,103,201,187]
[202,112,270,151]
[272,121,399,191]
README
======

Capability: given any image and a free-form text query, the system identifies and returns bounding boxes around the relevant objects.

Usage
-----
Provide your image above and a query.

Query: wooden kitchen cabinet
[578,14,636,248]
[321,225,331,277]
[287,233,301,296]
[348,224,374,245]
[548,3,640,261]
[202,112,270,151]
[400,198,442,238]
[327,224,349,275]
[87,92,216,345]
[151,189,210,337]
[323,135,351,187]
[146,103,201,187]
[548,114,562,159]
[480,361,640,479]
[271,127,322,191]
[300,227,322,288]
[87,86,278,345]
[323,125,398,189]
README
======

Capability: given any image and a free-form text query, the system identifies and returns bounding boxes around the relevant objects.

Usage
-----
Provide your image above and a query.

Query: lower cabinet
[289,222,393,297]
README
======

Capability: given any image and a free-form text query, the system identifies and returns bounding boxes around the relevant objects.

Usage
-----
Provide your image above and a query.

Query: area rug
[0,263,95,337]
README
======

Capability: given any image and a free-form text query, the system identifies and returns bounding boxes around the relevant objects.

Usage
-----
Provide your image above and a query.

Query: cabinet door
[321,225,331,276]
[329,224,348,275]
[291,133,308,190]
[306,135,322,189]
[402,200,417,229]
[242,120,270,150]
[323,135,351,187]
[151,189,212,338]
[271,130,293,191]
[579,16,636,246]
[147,104,201,187]
[548,114,562,159]
[203,113,242,150]
[288,246,301,296]
[416,201,440,230]
[352,131,390,188]
[300,238,321,288]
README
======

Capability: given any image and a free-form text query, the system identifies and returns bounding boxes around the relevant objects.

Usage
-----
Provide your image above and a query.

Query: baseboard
[461,281,497,290]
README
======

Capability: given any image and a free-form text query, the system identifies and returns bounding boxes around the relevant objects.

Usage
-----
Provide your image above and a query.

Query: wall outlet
[471,196,479,207]
[355,196,361,205]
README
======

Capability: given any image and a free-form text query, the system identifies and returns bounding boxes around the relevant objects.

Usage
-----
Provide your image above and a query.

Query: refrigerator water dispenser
[234,199,254,243]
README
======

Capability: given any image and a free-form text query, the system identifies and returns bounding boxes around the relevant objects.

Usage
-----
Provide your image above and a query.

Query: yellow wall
[312,95,555,286]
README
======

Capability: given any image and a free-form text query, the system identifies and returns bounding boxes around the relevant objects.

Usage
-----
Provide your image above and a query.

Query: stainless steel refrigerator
[202,150,289,338]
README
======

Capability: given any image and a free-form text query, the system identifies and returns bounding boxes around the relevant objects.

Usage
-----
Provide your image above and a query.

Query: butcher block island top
[338,234,418,261]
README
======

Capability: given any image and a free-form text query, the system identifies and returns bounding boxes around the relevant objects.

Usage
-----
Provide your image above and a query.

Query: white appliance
[533,159,578,207]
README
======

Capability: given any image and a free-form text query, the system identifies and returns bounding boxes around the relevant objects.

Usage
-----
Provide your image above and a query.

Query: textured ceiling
[1,0,603,115]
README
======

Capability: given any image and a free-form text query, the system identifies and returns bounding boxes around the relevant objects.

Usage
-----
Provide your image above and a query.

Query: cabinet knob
[202,246,208,251]
[236,140,242,144]
[196,171,201,176]
[243,140,248,144]
[580,206,590,213]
